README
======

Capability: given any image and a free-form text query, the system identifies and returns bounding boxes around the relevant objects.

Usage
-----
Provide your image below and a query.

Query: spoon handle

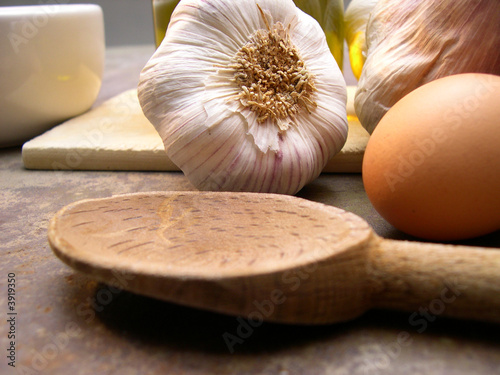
[368,238,500,323]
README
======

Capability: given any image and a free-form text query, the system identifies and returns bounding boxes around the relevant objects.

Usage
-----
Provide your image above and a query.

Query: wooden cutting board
[22,86,369,173]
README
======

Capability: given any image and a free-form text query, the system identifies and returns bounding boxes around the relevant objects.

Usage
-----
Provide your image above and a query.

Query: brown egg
[362,73,500,241]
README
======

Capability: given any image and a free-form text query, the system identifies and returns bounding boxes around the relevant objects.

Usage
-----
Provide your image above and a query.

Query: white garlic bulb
[355,0,500,134]
[138,0,348,195]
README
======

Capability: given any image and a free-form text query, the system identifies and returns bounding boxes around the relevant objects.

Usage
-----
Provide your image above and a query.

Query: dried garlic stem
[229,6,317,131]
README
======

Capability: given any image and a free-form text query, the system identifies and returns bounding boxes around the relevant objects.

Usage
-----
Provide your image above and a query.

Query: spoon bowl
[49,191,500,324]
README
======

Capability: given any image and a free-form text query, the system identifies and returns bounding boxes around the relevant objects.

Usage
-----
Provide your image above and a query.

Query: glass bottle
[152,0,178,48]
[293,0,344,71]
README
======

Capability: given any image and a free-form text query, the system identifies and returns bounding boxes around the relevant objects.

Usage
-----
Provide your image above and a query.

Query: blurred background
[1,0,352,46]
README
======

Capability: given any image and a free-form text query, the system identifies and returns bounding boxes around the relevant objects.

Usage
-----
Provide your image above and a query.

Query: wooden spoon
[48,191,500,324]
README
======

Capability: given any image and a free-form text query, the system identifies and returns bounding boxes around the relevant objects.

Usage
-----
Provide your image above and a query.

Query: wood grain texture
[22,86,369,173]
[49,191,372,324]
[49,191,500,325]
[369,239,500,323]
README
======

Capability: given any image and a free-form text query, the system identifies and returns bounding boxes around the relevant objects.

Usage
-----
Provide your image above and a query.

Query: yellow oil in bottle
[293,0,345,71]
[347,30,365,79]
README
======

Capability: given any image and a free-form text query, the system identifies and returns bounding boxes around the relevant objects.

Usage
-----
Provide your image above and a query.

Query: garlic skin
[138,0,347,195]
[355,0,500,134]
[344,0,378,80]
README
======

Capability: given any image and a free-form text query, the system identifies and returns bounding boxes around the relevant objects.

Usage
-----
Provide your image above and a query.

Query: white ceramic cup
[0,4,105,147]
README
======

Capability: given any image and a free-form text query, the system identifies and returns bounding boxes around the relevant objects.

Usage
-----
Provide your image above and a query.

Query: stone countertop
[1,45,499,375]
